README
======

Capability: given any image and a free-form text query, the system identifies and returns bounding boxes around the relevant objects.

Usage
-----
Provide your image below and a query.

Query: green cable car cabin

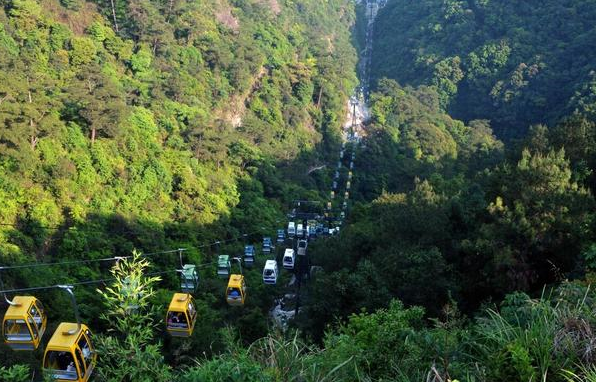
[217,255,231,278]
[3,296,47,350]
[43,323,96,382]
[180,264,199,293]
[166,293,197,337]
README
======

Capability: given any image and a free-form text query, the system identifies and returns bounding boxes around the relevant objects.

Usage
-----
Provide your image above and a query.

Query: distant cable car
[332,181,338,190]
[349,161,354,169]
[327,201,332,210]
[166,293,197,337]
[43,286,96,382]
[283,249,296,270]
[344,191,349,199]
[297,223,304,238]
[276,229,285,243]
[343,201,347,209]
[340,211,345,219]
[297,239,308,256]
[287,222,296,238]
[348,171,353,179]
[3,296,47,350]
[217,255,231,278]
[262,260,278,285]
[346,181,351,190]
[316,224,324,236]
[180,264,199,293]
[226,275,246,306]
[120,276,142,313]
[244,245,255,267]
[330,191,335,199]
[262,237,272,254]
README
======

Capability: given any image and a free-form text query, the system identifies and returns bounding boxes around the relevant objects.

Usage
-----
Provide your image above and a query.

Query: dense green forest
[371,0,596,138]
[3,0,596,381]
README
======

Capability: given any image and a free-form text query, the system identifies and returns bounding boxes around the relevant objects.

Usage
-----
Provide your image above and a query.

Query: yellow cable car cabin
[43,323,96,382]
[226,274,246,306]
[166,293,197,337]
[3,296,47,350]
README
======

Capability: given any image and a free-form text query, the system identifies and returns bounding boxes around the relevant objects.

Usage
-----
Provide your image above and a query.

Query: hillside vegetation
[371,0,596,138]
[3,0,596,381]
[0,0,358,374]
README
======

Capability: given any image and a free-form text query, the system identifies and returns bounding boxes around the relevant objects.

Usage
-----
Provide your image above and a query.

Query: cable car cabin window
[227,288,241,301]
[187,302,196,322]
[28,317,39,339]
[167,312,189,329]
[44,351,79,380]
[75,349,86,377]
[30,303,44,326]
[78,333,92,360]
[4,319,32,341]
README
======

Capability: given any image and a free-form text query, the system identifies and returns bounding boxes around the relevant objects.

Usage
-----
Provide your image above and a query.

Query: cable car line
[0,248,184,272]
[0,255,247,296]
[0,269,183,295]
[0,226,275,273]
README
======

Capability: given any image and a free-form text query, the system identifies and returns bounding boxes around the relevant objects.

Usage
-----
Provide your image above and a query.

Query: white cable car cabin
[287,222,296,238]
[283,249,296,270]
[297,239,308,256]
[43,323,96,382]
[166,293,197,337]
[262,260,278,285]
[3,296,47,350]
[297,223,304,238]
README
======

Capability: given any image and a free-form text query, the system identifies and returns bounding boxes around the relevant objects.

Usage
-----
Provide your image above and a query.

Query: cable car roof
[4,296,37,318]
[46,323,87,350]
[181,264,196,277]
[228,274,243,288]
[168,293,191,312]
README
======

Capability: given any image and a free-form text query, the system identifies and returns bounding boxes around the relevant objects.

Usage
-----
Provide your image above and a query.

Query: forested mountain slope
[4,0,596,381]
[371,0,596,138]
[0,0,358,373]
[0,0,356,276]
